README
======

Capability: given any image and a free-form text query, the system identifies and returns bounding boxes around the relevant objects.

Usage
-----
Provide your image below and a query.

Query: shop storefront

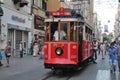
[34,15,45,41]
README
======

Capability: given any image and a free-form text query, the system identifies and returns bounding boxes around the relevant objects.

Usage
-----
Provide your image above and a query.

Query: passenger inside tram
[53,23,67,41]
[53,29,66,41]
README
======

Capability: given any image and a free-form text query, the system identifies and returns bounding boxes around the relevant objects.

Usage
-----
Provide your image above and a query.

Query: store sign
[34,15,44,30]
[11,15,25,23]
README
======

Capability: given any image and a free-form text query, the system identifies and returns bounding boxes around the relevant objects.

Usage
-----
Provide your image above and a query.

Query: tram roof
[44,18,78,22]
[44,17,93,30]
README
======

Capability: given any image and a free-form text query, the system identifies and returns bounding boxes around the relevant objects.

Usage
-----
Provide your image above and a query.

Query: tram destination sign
[50,7,71,16]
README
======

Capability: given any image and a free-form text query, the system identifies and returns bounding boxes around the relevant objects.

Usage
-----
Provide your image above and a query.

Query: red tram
[43,7,94,70]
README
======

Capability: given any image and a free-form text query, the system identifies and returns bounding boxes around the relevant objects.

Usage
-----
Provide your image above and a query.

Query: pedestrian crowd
[30,39,44,59]
[93,38,120,74]
[0,39,44,68]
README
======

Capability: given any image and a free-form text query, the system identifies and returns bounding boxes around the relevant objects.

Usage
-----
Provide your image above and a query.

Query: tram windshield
[60,23,67,40]
[45,21,77,42]
[53,23,67,41]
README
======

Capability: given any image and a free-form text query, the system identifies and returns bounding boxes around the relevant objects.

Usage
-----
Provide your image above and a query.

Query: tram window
[90,30,92,41]
[87,28,90,41]
[85,27,88,40]
[70,22,74,41]
[79,27,83,42]
[60,23,67,40]
[51,22,58,41]
[45,22,49,41]
[52,22,67,41]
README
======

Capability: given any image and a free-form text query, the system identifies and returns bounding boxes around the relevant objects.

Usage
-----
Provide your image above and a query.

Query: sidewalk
[1,55,43,67]
[0,55,44,79]
[96,53,120,80]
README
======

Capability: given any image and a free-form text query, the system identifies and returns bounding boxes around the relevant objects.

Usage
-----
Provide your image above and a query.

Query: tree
[102,33,111,42]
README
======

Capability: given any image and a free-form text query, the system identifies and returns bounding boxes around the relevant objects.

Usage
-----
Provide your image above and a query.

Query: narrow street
[0,54,119,80]
[0,0,119,80]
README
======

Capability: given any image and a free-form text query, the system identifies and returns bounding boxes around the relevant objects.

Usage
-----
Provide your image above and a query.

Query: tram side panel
[82,40,93,61]
[82,40,87,61]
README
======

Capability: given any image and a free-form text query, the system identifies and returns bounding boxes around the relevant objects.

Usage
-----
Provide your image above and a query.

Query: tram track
[41,74,54,80]
[41,62,91,80]
[65,74,74,80]
[41,71,74,80]
[41,68,81,80]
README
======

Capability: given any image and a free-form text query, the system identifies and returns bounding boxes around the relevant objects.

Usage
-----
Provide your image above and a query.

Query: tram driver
[53,30,66,41]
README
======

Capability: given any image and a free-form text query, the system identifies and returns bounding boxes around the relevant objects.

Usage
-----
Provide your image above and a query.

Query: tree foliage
[102,33,113,42]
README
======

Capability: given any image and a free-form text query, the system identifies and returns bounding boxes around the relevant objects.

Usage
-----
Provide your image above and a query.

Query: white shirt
[19,44,23,51]
[34,44,39,51]
[94,42,98,50]
[53,30,66,41]
[100,44,106,50]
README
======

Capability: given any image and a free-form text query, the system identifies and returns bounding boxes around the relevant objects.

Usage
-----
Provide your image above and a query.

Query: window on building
[42,0,46,10]
[38,0,42,9]
[33,0,38,6]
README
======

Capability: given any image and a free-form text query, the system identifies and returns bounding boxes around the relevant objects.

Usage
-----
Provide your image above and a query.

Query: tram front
[44,17,79,69]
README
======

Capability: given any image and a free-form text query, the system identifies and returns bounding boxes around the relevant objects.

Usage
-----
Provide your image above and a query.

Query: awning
[8,24,31,32]
[0,7,3,16]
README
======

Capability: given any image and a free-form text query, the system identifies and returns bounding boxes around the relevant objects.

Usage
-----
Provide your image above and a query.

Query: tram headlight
[55,48,63,56]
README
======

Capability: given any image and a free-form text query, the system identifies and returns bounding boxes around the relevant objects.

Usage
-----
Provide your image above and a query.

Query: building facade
[93,13,102,41]
[31,0,46,41]
[46,0,70,11]
[69,0,94,27]
[0,0,32,55]
[114,3,120,40]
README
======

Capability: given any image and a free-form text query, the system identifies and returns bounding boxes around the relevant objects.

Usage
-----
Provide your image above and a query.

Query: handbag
[7,52,11,56]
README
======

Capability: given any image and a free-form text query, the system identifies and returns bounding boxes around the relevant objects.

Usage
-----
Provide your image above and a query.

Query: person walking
[93,40,98,60]
[100,42,106,59]
[90,40,97,64]
[19,41,24,58]
[116,39,120,72]
[98,42,101,54]
[4,42,12,67]
[108,42,117,73]
[0,50,3,66]
[33,42,39,57]
[30,42,34,55]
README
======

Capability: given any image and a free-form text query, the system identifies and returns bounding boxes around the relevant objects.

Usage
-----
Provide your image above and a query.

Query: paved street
[0,54,120,80]
[0,55,48,80]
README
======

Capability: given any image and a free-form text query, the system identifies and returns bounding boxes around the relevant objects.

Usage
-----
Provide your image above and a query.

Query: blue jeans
[109,59,116,72]
[93,49,97,60]
[118,56,120,71]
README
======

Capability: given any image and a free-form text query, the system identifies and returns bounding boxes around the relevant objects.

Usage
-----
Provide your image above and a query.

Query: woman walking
[4,42,12,67]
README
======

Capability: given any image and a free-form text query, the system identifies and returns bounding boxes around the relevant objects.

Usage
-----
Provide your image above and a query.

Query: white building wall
[0,0,32,54]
